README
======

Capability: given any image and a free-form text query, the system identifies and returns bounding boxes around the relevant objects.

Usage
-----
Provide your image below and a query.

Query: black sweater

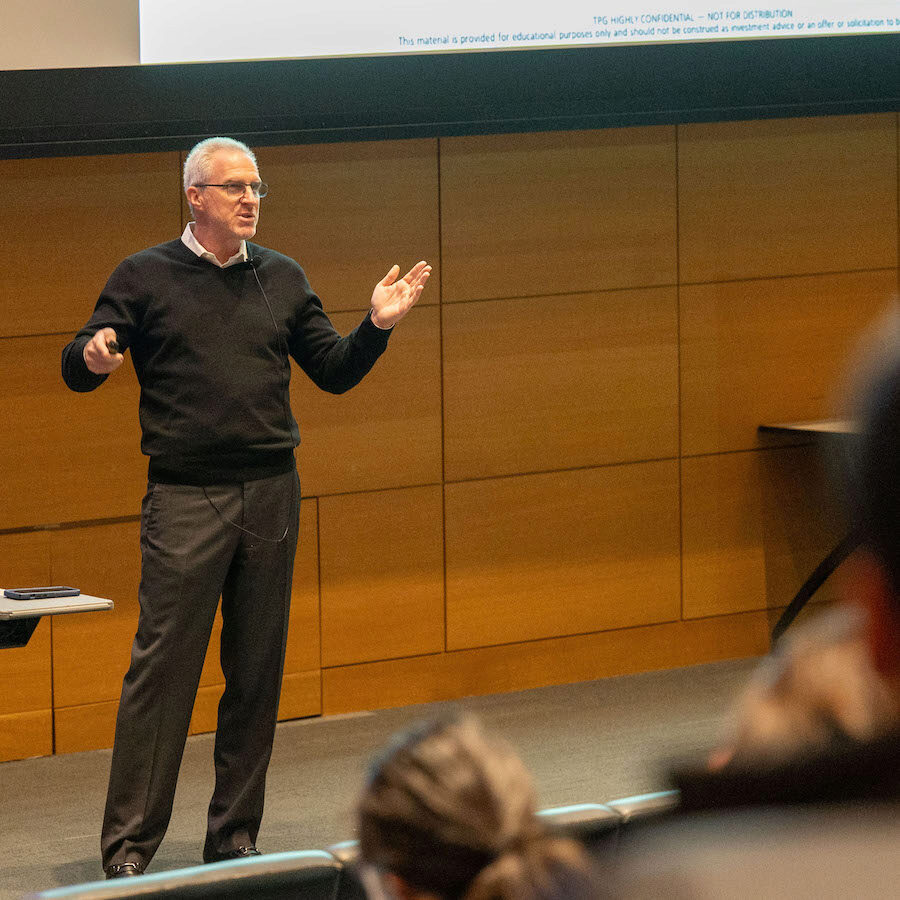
[61,239,391,484]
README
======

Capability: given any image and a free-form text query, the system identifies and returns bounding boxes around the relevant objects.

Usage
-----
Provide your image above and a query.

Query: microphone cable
[201,252,297,544]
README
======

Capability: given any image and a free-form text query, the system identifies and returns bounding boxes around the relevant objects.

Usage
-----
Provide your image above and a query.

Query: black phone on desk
[5,587,81,600]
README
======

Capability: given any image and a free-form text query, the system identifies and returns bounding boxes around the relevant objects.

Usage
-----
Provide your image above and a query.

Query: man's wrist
[370,310,394,330]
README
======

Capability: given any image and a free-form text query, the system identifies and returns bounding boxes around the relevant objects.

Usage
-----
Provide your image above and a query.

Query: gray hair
[183,137,258,208]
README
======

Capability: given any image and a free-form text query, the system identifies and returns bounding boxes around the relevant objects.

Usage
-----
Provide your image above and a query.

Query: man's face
[188,149,261,247]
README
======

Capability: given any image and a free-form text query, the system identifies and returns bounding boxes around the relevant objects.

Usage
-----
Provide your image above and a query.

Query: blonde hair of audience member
[708,604,898,770]
[358,715,596,900]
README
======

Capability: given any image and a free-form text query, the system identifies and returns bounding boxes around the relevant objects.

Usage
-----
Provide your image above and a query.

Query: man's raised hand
[370,261,432,329]
[83,327,124,375]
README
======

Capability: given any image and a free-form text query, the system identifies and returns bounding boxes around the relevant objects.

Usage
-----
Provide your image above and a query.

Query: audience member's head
[841,307,900,690]
[709,307,900,771]
[358,714,596,900]
[708,604,897,770]
[610,308,900,899]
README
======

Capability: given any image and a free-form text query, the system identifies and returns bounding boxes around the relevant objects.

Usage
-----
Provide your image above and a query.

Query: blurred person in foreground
[705,307,900,778]
[609,307,900,899]
[357,714,598,900]
[704,600,897,773]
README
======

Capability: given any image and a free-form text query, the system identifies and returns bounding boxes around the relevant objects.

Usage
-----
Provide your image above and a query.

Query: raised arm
[289,260,431,394]
[370,261,431,329]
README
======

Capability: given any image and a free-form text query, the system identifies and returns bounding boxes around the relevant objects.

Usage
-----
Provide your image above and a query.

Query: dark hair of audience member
[358,715,596,900]
[838,308,900,687]
[851,336,900,601]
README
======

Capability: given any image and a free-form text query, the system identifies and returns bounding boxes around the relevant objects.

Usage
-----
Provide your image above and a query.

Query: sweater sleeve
[61,257,146,393]
[287,271,392,395]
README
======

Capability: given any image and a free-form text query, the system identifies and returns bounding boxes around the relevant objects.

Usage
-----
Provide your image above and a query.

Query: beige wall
[0,1,139,70]
[1,113,897,761]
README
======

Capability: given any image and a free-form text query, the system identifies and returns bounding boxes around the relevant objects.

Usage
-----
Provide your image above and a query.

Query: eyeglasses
[195,181,269,198]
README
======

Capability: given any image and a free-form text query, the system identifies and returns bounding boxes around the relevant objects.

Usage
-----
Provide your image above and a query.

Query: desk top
[758,419,858,436]
[0,590,114,620]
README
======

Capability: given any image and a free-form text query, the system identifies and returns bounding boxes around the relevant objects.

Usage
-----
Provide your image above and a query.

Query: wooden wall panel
[0,711,52,762]
[319,485,444,666]
[0,529,51,610]
[0,616,51,716]
[679,114,898,284]
[2,152,182,337]
[0,538,52,713]
[0,618,52,716]
[323,609,771,715]
[0,336,145,529]
[253,140,440,312]
[440,127,676,302]
[51,522,141,709]
[189,684,222,736]
[0,531,52,715]
[277,670,321,722]
[2,116,895,763]
[445,462,681,650]
[682,447,847,619]
[292,305,442,496]
[0,530,51,588]
[55,700,117,755]
[442,288,678,481]
[0,532,53,760]
[680,270,895,456]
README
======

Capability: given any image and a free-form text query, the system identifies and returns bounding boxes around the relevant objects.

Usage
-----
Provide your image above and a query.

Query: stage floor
[0,656,757,898]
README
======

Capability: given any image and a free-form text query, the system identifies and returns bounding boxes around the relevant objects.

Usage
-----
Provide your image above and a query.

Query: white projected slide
[139,1,898,64]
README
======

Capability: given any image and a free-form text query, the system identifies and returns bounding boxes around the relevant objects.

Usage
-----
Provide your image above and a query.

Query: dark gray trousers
[101,469,300,870]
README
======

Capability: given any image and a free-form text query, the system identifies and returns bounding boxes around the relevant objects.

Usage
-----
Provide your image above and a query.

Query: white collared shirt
[181,222,247,268]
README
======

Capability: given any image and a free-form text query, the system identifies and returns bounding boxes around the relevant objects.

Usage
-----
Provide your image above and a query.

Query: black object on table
[0,617,41,649]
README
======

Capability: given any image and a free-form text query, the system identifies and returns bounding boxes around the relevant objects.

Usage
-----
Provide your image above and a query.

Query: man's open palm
[370,261,431,328]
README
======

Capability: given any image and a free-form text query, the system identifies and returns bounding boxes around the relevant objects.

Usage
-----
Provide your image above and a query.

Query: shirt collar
[181,222,247,268]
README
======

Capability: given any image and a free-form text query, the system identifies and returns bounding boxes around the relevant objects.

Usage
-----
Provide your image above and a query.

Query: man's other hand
[83,328,124,375]
[370,261,431,329]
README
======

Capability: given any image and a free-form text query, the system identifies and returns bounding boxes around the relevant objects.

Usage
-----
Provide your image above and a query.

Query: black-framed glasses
[195,181,269,198]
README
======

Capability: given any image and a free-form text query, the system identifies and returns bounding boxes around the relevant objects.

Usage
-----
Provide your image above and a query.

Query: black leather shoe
[206,846,262,863]
[106,862,144,879]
